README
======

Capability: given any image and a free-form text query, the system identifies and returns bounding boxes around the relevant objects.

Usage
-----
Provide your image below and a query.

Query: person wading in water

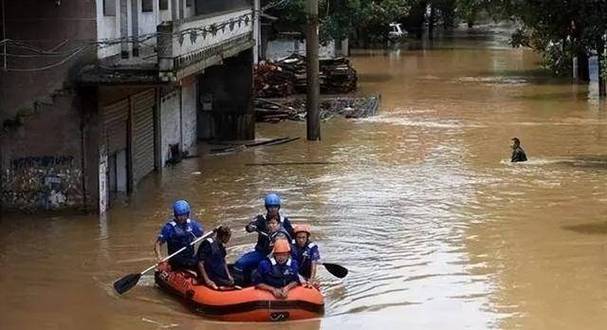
[511,137,528,162]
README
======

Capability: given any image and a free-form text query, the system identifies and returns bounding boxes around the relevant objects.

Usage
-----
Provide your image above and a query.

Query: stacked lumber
[254,55,358,98]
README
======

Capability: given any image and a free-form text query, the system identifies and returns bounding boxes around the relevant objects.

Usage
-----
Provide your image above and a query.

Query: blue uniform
[234,214,294,277]
[253,257,301,288]
[291,242,320,279]
[196,237,231,286]
[157,219,204,269]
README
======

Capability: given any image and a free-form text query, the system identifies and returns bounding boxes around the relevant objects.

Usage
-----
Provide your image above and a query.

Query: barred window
[103,0,116,16]
[142,0,154,12]
[159,0,168,10]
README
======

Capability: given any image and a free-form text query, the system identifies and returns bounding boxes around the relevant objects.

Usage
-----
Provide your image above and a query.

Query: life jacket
[166,219,197,256]
[292,242,317,278]
[200,237,229,281]
[263,257,299,288]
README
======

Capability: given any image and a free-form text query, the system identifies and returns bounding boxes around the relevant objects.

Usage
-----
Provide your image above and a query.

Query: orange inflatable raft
[154,263,324,322]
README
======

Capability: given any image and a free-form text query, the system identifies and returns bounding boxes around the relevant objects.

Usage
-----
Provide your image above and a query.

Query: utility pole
[2,0,7,71]
[600,38,606,97]
[306,0,320,141]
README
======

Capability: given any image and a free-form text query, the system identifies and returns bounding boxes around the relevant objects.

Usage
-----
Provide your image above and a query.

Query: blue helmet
[264,193,281,208]
[173,200,190,217]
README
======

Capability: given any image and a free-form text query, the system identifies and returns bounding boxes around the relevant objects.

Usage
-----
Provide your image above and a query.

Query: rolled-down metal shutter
[102,99,129,153]
[131,89,156,184]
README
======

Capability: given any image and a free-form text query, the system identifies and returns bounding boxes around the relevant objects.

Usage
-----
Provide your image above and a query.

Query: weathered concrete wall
[181,76,198,153]
[0,92,85,212]
[160,88,181,166]
[97,0,190,60]
[0,0,97,122]
[139,1,159,37]
[81,87,102,213]
[96,0,122,59]
[0,1,103,212]
[158,77,197,166]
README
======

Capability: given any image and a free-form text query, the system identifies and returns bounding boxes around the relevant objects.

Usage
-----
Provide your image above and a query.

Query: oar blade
[113,273,142,295]
[323,263,348,278]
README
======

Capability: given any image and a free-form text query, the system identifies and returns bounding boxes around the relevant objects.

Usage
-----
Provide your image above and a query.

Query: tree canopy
[264,0,606,85]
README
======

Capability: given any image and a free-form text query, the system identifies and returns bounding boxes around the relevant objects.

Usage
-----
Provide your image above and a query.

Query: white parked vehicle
[388,23,408,40]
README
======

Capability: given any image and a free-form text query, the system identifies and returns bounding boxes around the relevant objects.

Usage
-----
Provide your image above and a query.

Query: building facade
[0,0,256,213]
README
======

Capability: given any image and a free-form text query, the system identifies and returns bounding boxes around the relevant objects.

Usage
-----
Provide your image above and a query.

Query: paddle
[113,229,216,295]
[255,230,349,279]
[321,263,348,278]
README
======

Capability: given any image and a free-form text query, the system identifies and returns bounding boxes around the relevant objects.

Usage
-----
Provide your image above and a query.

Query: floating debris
[255,95,381,123]
[210,137,300,155]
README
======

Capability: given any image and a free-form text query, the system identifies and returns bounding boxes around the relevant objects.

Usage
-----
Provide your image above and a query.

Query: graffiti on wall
[11,156,75,168]
[1,155,83,211]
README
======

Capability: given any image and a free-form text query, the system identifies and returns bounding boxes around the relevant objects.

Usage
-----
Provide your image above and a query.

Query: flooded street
[1,26,607,329]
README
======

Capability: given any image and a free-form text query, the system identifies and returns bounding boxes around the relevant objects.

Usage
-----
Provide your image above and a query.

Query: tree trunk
[306,0,320,141]
[428,4,435,40]
[599,46,606,97]
[466,8,477,28]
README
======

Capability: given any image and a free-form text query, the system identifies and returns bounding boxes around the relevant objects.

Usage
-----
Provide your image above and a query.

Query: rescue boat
[154,262,324,322]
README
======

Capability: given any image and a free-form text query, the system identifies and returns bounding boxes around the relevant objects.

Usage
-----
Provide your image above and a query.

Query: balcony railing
[158,8,254,81]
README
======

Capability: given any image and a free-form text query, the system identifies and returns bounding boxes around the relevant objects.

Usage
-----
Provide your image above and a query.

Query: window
[186,0,192,7]
[142,0,154,12]
[159,0,168,10]
[103,0,116,16]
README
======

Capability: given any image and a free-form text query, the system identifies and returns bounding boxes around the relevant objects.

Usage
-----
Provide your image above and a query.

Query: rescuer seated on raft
[253,238,305,299]
[196,225,237,290]
[233,193,294,282]
[291,224,321,285]
[154,200,204,271]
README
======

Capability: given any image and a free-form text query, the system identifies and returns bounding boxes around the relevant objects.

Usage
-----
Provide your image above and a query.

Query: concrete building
[0,0,255,213]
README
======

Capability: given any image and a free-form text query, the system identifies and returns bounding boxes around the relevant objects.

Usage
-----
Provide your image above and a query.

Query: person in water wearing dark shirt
[511,137,528,162]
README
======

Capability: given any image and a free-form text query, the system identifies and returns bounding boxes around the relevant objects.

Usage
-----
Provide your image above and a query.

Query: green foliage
[481,0,607,78]
[456,0,482,26]
[267,0,417,41]
[542,41,573,77]
[266,0,606,65]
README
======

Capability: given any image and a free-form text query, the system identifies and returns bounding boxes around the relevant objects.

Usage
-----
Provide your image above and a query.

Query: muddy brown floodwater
[1,25,606,329]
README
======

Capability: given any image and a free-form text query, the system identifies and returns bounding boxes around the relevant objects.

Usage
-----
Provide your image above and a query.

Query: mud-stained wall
[0,0,96,122]
[0,92,85,212]
[160,87,181,165]
[181,76,198,152]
